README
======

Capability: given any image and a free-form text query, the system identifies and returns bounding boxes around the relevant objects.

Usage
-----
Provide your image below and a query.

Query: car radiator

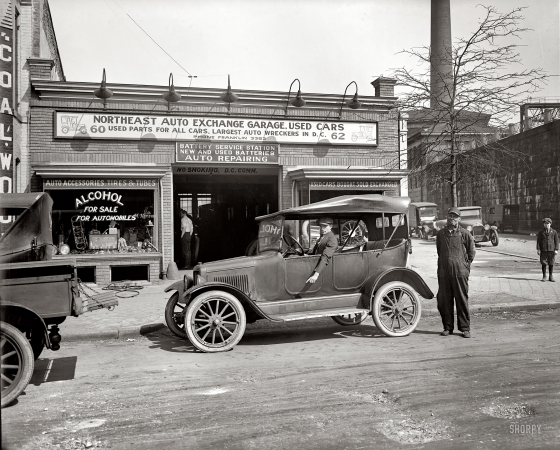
[472,226,484,236]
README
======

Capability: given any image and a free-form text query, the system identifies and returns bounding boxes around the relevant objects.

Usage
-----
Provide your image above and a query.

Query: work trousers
[437,274,470,332]
[181,232,191,268]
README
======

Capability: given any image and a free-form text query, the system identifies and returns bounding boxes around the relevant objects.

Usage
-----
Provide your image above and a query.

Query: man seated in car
[306,217,338,284]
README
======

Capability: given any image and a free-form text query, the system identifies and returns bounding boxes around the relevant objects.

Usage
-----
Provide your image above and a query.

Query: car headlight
[484,224,490,231]
[466,226,472,232]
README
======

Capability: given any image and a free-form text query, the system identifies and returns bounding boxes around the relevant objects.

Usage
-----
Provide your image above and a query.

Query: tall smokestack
[430,0,452,109]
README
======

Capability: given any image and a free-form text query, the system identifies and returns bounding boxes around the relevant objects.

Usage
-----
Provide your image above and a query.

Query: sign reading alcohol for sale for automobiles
[54,112,377,146]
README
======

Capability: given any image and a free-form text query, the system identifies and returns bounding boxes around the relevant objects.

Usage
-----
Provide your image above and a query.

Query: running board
[267,307,369,322]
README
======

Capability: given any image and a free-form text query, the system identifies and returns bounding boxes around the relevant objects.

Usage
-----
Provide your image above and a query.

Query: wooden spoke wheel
[165,292,188,338]
[372,282,422,337]
[1,322,34,407]
[184,291,246,352]
[331,312,369,326]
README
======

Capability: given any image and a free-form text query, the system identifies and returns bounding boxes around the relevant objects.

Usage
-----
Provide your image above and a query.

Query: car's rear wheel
[331,312,369,326]
[165,292,188,338]
[1,322,35,407]
[372,282,421,337]
[184,291,246,352]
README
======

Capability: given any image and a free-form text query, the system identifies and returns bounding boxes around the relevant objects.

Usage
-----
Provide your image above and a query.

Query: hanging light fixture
[285,78,305,114]
[220,74,238,104]
[338,81,361,118]
[163,73,182,105]
[94,68,113,104]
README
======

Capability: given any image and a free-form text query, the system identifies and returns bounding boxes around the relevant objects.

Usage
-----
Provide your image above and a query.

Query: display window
[47,189,157,255]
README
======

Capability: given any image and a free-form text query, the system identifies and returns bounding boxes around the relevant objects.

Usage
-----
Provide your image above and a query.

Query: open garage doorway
[173,166,278,264]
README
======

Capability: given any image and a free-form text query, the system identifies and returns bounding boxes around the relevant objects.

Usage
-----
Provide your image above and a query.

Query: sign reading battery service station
[54,112,377,146]
[176,142,278,164]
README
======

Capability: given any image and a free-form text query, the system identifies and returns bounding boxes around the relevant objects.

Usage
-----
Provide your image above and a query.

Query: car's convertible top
[256,194,410,221]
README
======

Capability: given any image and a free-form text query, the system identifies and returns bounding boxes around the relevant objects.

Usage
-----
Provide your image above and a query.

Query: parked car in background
[486,204,520,233]
[434,206,499,246]
[164,194,434,353]
[409,202,439,240]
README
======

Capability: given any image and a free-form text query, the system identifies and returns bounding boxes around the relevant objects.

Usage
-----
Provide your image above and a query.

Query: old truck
[1,193,118,407]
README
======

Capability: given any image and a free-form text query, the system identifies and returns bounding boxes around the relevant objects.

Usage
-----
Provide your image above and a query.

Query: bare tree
[393,5,548,206]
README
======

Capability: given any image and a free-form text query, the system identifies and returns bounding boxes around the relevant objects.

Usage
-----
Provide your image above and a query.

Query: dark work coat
[537,228,559,252]
[312,231,338,274]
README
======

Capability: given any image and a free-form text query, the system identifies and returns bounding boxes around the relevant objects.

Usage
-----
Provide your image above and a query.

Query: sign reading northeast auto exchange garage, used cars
[54,112,377,146]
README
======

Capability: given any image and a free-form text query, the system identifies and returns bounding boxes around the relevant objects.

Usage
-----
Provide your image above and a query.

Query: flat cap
[448,207,461,217]
[317,216,334,226]
[543,217,552,224]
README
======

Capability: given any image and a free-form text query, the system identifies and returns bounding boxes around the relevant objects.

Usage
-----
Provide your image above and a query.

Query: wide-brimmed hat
[317,216,334,226]
[447,207,461,217]
[543,217,552,224]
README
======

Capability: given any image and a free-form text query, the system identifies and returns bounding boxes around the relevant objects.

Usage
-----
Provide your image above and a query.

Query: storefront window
[47,189,157,254]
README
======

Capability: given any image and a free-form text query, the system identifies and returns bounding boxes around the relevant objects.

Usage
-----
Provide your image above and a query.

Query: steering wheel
[282,234,305,257]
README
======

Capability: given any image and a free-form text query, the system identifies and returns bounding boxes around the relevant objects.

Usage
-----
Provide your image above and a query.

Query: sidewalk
[59,251,560,341]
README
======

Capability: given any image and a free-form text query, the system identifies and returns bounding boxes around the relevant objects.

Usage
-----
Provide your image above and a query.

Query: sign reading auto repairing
[310,180,400,190]
[176,142,278,164]
[54,112,378,146]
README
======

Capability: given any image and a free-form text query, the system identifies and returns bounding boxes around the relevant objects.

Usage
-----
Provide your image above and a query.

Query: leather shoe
[541,276,547,282]
[440,330,453,336]
[550,276,555,282]
[462,331,471,338]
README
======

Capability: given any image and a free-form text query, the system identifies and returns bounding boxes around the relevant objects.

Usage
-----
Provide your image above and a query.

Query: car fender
[164,274,193,298]
[182,282,277,321]
[0,301,51,349]
[364,268,434,309]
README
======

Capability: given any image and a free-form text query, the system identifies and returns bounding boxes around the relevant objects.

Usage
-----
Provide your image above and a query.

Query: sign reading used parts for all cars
[54,112,378,146]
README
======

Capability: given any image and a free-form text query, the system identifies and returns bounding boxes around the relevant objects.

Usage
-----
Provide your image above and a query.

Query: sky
[49,0,559,100]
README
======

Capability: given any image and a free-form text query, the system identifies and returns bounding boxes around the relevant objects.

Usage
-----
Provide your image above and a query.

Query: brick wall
[421,120,560,231]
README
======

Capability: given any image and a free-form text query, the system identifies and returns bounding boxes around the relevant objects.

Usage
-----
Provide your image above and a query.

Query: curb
[63,322,166,342]
[422,301,560,317]
[60,302,560,341]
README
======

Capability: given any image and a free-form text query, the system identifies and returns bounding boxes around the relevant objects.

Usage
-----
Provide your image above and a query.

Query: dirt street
[2,309,559,450]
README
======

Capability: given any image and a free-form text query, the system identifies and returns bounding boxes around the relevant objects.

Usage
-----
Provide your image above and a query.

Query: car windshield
[460,209,482,219]
[419,206,437,219]
[257,217,284,252]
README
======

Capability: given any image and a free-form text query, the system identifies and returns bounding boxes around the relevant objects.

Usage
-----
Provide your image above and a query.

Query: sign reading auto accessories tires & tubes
[54,112,378,146]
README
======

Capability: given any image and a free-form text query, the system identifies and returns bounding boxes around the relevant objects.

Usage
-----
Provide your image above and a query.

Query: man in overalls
[436,207,476,338]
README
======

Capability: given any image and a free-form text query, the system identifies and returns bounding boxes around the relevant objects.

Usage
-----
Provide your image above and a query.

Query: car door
[284,254,331,296]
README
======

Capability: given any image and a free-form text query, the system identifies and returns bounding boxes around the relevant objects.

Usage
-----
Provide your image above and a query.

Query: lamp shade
[163,73,181,103]
[220,74,238,103]
[94,68,113,100]
[346,92,361,109]
[290,90,306,107]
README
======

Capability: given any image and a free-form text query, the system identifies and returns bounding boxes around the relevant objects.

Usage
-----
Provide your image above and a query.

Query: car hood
[195,251,278,274]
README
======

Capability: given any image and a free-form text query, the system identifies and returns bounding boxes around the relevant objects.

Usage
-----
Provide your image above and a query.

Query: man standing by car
[180,209,193,269]
[537,218,558,282]
[436,207,476,338]
[306,217,338,284]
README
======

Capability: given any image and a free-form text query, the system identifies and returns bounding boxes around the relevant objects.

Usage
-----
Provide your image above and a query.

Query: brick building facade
[28,77,407,284]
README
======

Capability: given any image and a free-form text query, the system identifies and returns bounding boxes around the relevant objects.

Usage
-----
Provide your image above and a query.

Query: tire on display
[372,282,422,337]
[1,322,35,408]
[165,292,188,338]
[331,312,369,326]
[490,231,499,246]
[184,290,246,352]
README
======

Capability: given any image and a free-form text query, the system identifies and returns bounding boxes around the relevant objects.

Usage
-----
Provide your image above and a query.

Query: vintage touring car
[164,194,434,352]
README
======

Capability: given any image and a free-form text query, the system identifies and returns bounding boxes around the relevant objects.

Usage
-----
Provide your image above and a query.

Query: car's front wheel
[372,282,422,337]
[1,322,35,407]
[490,230,499,246]
[184,291,246,352]
[331,312,369,326]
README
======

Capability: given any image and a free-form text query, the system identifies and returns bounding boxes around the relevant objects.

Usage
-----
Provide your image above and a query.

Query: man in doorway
[180,209,193,269]
[306,217,338,284]
[436,207,476,338]
[537,217,558,282]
